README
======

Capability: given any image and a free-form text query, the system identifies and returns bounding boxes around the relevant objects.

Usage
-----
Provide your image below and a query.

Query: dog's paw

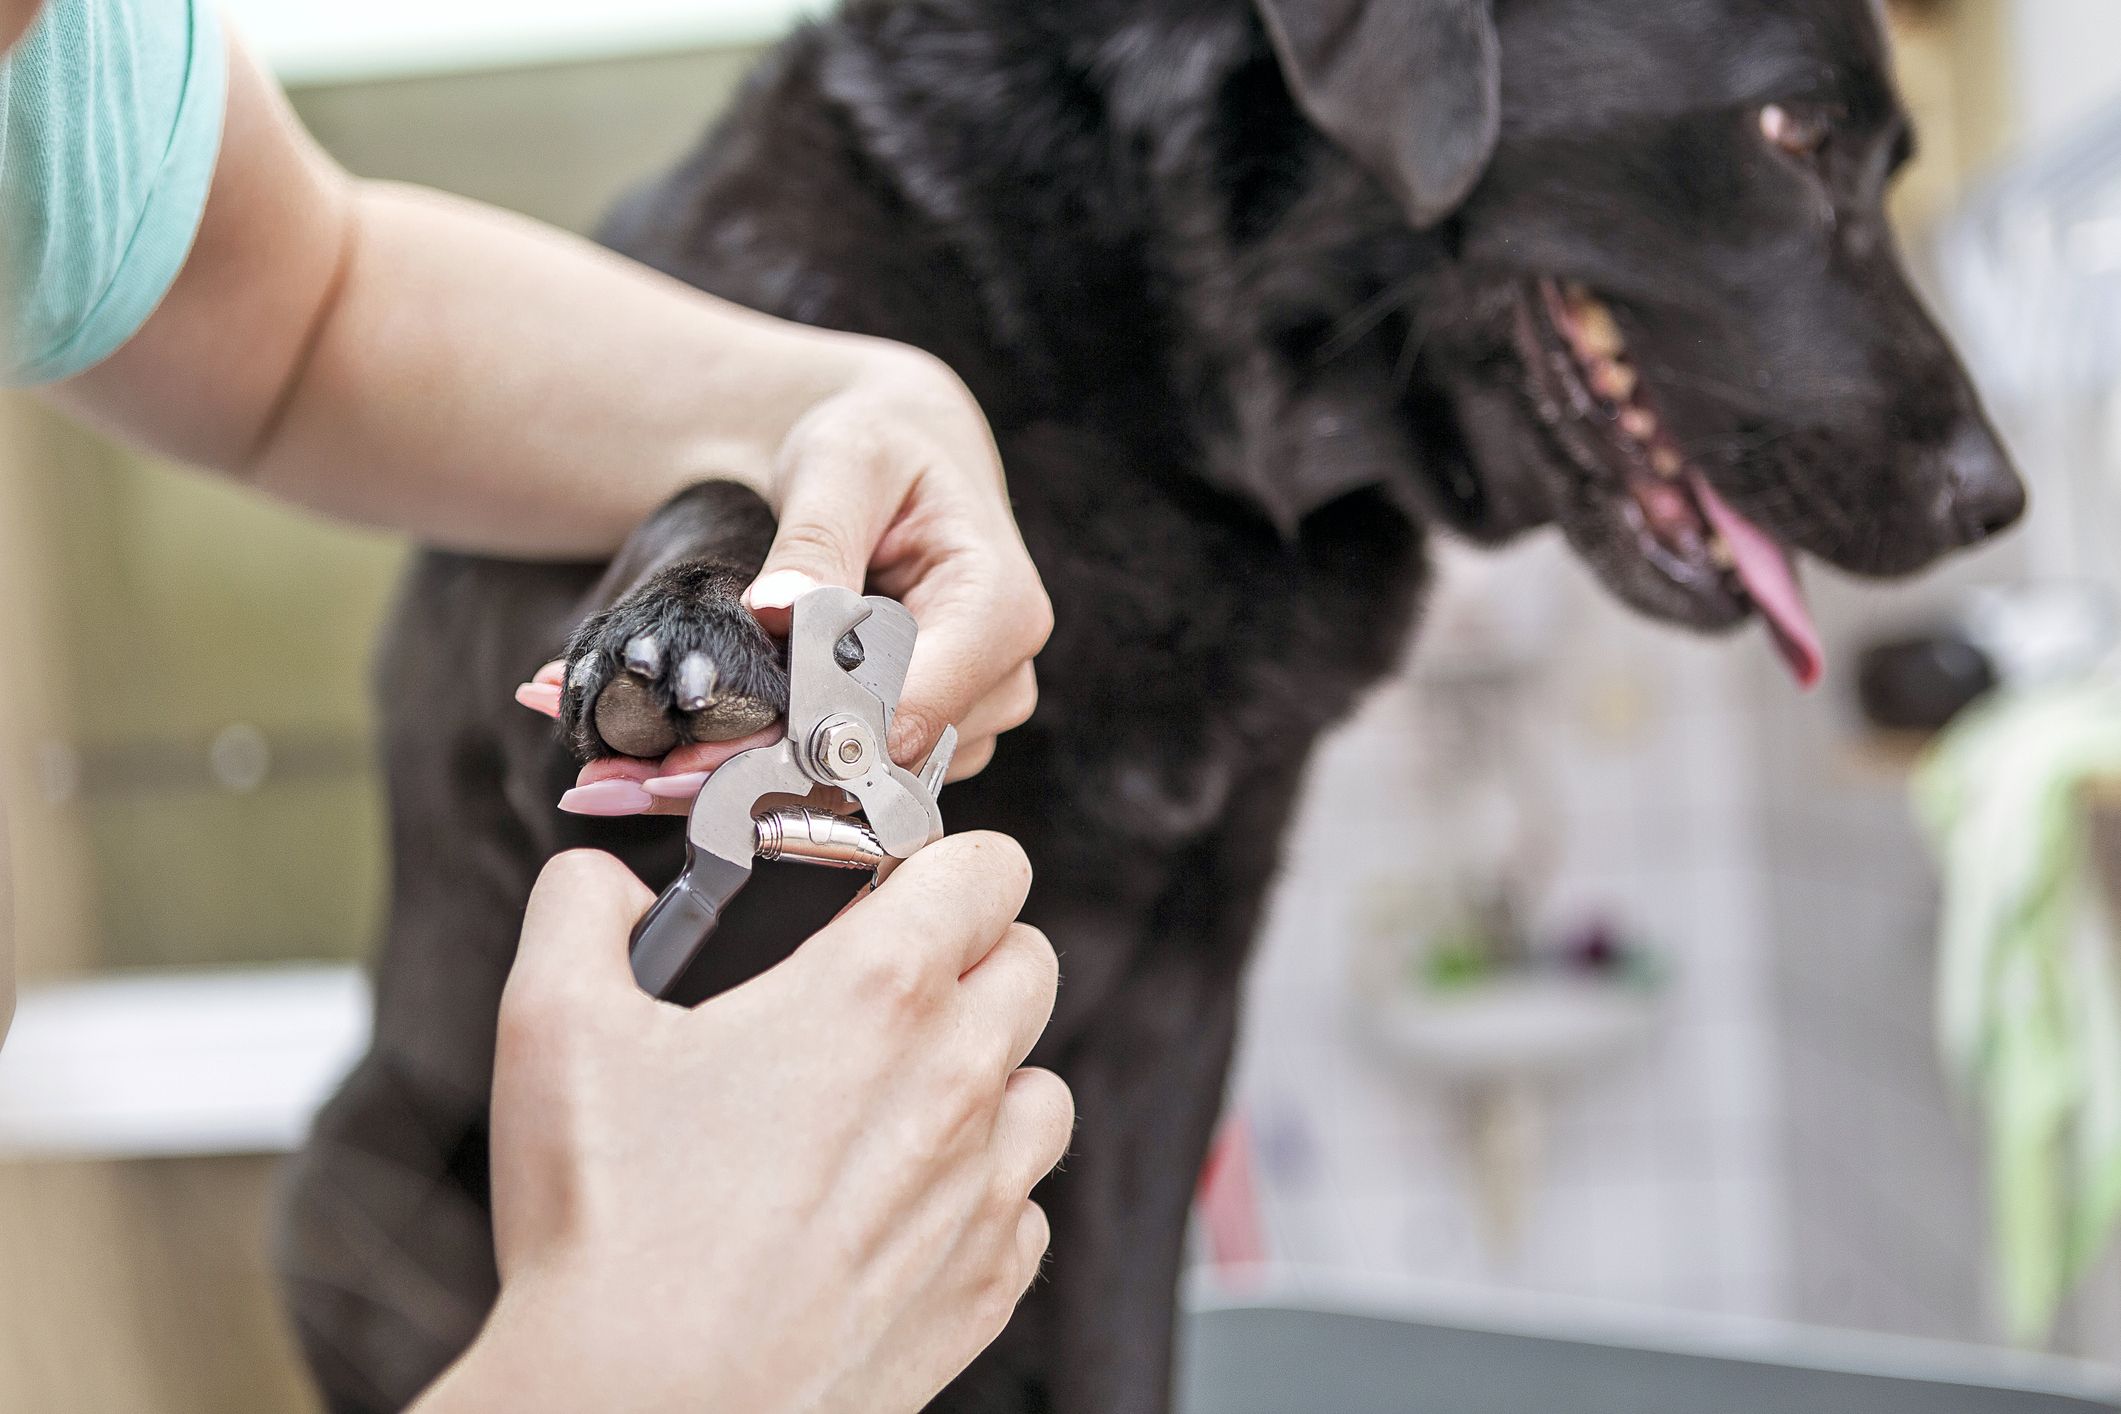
[558,562,788,760]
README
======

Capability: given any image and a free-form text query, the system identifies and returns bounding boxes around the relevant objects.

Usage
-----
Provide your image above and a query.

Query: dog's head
[1251,0,2024,685]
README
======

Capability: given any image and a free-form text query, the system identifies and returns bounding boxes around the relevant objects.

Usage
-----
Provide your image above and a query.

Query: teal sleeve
[0,0,227,386]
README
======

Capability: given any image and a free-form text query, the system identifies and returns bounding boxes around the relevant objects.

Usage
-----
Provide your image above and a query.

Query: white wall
[227,0,821,85]
[2009,0,2121,151]
[1219,540,1792,1320]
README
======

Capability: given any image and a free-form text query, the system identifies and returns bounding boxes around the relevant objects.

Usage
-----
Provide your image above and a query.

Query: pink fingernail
[644,772,710,799]
[515,683,563,718]
[747,570,819,611]
[559,780,654,816]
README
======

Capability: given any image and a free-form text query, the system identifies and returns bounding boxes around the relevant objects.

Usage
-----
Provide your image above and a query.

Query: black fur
[558,486,789,758]
[280,2,2023,1411]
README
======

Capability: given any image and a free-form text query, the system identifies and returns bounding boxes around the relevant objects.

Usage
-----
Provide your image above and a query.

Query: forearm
[51,29,901,558]
[240,180,886,556]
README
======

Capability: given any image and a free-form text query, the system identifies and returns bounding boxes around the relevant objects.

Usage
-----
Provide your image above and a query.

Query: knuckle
[947,735,998,782]
[1016,583,1056,655]
[1007,923,1059,991]
[859,948,939,1013]
[974,1244,1033,1331]
[901,1118,957,1174]
[1024,1068,1076,1136]
[986,666,1039,734]
[969,1283,1016,1340]
[1019,1200,1052,1259]
[770,518,863,580]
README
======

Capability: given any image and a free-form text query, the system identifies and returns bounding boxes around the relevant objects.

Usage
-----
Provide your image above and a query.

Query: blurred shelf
[0,966,369,1160]
[1360,975,1661,1086]
[228,0,826,87]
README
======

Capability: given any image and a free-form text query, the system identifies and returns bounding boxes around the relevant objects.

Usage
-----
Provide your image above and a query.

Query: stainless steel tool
[628,586,955,997]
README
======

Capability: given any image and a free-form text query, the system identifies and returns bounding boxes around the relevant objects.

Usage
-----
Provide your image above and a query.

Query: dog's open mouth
[1513,279,1824,689]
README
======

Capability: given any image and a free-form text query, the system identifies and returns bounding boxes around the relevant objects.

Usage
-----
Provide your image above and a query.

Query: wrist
[420,1277,789,1414]
[845,341,977,422]
[414,1289,601,1413]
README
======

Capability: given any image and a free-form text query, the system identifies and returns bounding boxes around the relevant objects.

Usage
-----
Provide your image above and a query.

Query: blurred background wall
[2,1,2119,1409]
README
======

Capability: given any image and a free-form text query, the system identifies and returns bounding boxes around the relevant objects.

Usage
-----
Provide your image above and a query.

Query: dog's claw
[675,653,719,712]
[623,634,663,679]
[555,554,790,763]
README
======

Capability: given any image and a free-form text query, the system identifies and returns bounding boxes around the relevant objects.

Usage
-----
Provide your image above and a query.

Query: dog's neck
[1107,8,1460,529]
[828,0,1460,533]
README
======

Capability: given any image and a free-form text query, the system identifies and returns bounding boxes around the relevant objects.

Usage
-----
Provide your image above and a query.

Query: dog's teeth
[568,657,598,689]
[623,635,663,679]
[675,653,719,712]
[1708,537,1737,571]
[1651,447,1684,478]
[1594,360,1637,402]
[1619,407,1658,441]
[1574,302,1625,360]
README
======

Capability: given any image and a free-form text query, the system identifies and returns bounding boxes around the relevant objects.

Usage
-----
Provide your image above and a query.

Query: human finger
[955,923,1060,1075]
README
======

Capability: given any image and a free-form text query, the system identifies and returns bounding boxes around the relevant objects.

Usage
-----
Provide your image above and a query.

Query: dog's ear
[1254,0,1500,227]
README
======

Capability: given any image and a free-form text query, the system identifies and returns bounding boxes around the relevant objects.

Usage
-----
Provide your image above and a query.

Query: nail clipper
[628,586,955,997]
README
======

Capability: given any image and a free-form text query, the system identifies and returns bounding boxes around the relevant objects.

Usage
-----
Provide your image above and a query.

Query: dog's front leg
[552,480,787,764]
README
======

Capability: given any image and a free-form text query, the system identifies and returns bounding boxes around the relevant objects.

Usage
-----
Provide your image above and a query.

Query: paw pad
[558,563,789,761]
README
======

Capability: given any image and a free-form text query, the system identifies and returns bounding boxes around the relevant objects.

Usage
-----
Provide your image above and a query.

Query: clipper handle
[629,851,750,998]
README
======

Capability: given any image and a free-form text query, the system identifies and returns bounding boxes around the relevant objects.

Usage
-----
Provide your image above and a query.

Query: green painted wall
[22,45,759,969]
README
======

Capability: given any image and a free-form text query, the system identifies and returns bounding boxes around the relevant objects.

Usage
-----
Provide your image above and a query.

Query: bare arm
[51,27,1048,768]
[53,36,909,558]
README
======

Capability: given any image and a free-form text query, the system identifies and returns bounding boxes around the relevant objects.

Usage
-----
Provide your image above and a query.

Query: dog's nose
[1932,422,2026,546]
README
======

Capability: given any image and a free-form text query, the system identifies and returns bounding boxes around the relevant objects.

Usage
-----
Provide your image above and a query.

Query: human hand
[418,836,1071,1414]
[514,347,1049,817]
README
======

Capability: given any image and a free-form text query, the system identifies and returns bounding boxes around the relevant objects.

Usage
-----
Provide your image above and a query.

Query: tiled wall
[1222,537,1792,1319]
[1741,411,2112,1354]
[1214,514,2084,1349]
[1752,653,1995,1344]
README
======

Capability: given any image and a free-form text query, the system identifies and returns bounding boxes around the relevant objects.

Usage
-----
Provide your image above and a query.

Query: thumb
[744,456,904,632]
[507,851,658,1010]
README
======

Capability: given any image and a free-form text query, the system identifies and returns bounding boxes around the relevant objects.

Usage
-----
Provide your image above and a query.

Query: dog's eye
[1760,103,1831,160]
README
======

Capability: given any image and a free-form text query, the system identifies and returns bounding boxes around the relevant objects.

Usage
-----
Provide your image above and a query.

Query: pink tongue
[1686,471,1824,690]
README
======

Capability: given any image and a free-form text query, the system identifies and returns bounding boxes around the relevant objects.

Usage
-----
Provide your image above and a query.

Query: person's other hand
[514,348,1049,817]
[420,836,1070,1414]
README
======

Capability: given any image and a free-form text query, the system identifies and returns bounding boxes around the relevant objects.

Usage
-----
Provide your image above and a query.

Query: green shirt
[0,0,226,385]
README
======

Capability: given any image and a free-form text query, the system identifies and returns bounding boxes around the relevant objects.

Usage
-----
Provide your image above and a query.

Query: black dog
[279,1,2023,1409]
